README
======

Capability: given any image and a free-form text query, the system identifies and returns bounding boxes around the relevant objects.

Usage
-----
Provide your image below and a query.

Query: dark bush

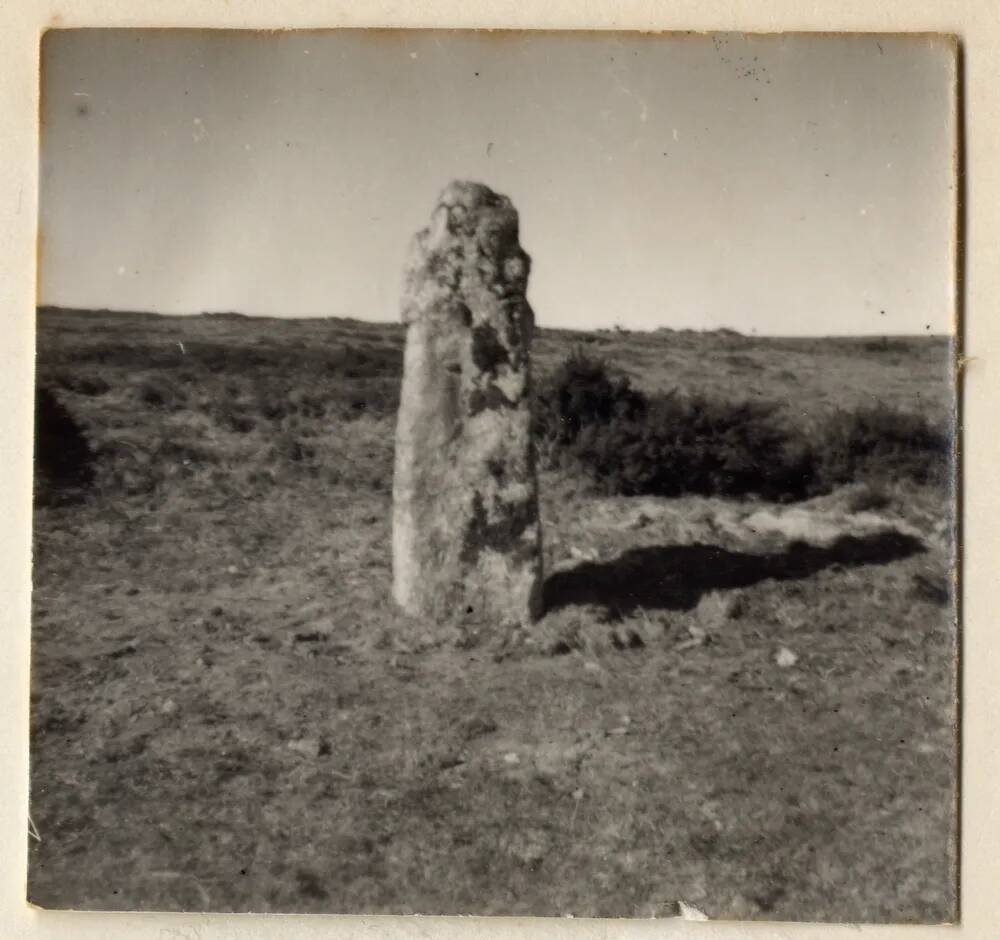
[34,387,95,504]
[535,352,952,502]
[535,348,646,446]
[569,394,818,501]
[815,404,952,491]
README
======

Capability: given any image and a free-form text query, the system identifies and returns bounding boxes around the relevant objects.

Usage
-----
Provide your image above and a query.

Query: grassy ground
[28,307,957,921]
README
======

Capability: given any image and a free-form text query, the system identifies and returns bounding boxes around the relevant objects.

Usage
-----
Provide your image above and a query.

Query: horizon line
[35,303,955,341]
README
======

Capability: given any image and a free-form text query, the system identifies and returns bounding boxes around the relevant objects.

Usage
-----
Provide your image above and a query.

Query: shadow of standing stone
[392,181,543,625]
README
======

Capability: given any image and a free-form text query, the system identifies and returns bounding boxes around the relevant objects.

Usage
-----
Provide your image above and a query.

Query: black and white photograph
[30,29,958,923]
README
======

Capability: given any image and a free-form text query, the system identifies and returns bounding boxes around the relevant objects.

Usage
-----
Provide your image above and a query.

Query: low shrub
[535,351,952,502]
[814,404,952,492]
[534,348,646,446]
[569,394,818,501]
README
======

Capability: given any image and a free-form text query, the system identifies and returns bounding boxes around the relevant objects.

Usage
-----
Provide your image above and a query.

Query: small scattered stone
[287,738,321,759]
[775,647,798,668]
[675,624,707,652]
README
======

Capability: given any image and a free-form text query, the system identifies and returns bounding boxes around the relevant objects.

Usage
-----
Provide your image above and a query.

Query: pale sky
[39,30,956,335]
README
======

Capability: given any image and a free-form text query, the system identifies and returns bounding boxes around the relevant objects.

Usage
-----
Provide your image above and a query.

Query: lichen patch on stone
[470,322,510,375]
[460,490,538,566]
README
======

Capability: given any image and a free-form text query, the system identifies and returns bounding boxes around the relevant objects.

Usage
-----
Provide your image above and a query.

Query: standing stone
[392,181,543,625]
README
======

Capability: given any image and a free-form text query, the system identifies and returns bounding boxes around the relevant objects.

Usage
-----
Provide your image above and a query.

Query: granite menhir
[392,181,543,625]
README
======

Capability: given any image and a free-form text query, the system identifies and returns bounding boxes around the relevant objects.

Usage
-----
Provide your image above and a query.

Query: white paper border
[3,3,994,939]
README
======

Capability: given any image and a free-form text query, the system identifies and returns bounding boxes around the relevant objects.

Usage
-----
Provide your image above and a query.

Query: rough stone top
[402,181,532,324]
[438,180,514,213]
[429,180,521,250]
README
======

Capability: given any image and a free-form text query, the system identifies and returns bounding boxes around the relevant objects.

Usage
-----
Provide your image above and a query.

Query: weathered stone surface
[392,181,543,624]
